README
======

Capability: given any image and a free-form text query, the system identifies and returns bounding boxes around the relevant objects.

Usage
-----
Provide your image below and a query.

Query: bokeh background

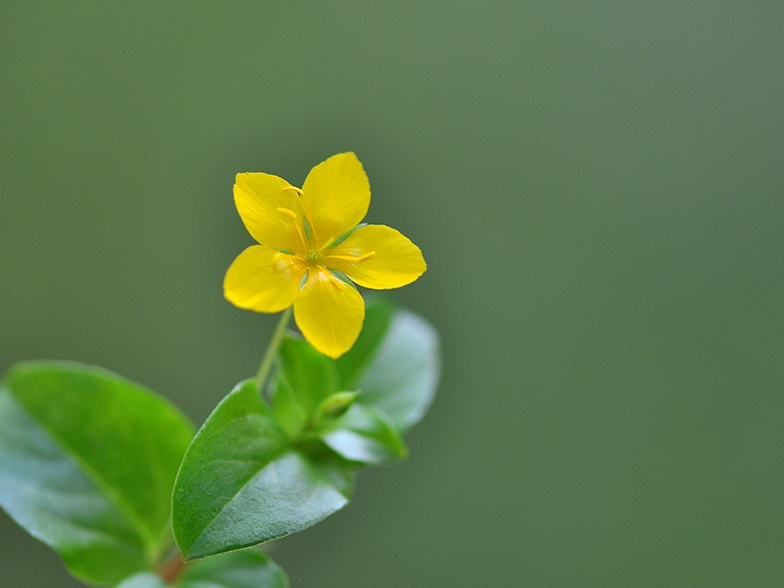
[2,2,783,587]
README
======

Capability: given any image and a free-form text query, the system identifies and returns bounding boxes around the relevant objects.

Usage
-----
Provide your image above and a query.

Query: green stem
[255,306,293,393]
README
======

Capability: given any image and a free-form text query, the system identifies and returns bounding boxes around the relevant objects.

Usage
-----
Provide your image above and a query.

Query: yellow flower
[224,152,426,358]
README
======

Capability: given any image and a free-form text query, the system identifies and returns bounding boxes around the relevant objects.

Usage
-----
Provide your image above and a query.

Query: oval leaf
[116,573,168,588]
[117,551,288,588]
[0,361,194,585]
[338,298,440,432]
[172,380,349,560]
[334,296,395,386]
[179,550,288,588]
[320,404,407,465]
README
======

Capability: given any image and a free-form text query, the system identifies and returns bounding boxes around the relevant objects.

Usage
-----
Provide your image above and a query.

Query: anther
[277,207,297,220]
[326,251,376,263]
[355,251,376,262]
[282,186,304,196]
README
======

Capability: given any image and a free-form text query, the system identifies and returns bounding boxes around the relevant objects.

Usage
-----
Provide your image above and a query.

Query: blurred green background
[2,2,783,587]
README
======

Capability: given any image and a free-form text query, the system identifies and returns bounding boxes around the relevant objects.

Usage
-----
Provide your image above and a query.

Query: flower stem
[255,306,293,393]
[157,551,188,584]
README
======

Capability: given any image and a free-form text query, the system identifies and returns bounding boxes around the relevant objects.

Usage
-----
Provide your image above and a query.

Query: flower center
[306,251,321,266]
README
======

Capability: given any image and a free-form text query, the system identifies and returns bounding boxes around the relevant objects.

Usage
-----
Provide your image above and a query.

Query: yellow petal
[301,153,370,248]
[323,224,426,289]
[234,173,306,253]
[224,245,307,313]
[293,267,365,358]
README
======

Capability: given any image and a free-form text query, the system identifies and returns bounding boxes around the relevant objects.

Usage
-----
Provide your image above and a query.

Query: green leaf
[315,461,356,498]
[116,551,288,588]
[334,296,396,387]
[320,404,407,465]
[179,550,288,588]
[338,297,440,432]
[116,573,168,588]
[270,335,340,438]
[0,361,194,585]
[0,390,147,584]
[172,380,349,560]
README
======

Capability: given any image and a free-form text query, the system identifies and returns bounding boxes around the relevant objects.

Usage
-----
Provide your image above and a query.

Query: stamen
[276,207,297,220]
[282,185,319,244]
[292,189,319,244]
[326,251,376,263]
[355,251,376,262]
[277,207,308,250]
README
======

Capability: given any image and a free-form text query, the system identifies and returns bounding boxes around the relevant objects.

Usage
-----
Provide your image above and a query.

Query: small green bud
[315,391,361,422]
